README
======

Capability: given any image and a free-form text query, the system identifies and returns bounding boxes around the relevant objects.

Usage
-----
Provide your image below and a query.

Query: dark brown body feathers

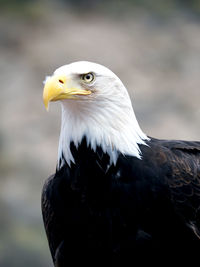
[42,137,200,266]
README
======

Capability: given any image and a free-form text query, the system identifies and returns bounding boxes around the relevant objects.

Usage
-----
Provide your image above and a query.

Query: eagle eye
[81,73,95,83]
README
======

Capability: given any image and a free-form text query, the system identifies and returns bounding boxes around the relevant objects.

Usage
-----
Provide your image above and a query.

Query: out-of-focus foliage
[0,0,200,266]
[1,0,200,15]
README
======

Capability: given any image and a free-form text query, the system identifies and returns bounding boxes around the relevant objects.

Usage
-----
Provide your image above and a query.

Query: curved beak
[43,74,91,110]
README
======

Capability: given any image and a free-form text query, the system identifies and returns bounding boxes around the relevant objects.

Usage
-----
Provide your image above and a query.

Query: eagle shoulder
[149,138,200,239]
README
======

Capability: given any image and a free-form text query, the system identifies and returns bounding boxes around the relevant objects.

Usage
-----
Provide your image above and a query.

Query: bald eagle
[42,61,200,266]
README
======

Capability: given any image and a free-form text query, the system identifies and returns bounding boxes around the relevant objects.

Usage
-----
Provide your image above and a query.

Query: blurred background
[0,0,200,266]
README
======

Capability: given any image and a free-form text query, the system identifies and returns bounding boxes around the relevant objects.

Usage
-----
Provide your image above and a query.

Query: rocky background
[0,0,200,266]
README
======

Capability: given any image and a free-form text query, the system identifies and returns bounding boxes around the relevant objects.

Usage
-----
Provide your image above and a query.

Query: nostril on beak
[59,79,64,84]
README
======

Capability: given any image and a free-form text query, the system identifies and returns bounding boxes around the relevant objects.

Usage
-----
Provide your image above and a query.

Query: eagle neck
[58,99,149,168]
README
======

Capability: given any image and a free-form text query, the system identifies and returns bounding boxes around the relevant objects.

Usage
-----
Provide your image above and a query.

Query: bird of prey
[42,61,200,266]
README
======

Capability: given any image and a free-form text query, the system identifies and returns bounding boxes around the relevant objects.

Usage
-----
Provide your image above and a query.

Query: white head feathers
[50,61,149,167]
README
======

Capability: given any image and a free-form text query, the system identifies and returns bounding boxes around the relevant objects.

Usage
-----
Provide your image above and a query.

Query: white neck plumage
[58,94,149,168]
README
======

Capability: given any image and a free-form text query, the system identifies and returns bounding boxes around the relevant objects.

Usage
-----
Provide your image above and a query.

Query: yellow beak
[43,74,91,110]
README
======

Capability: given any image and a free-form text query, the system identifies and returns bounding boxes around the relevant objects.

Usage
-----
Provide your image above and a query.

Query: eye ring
[81,73,95,83]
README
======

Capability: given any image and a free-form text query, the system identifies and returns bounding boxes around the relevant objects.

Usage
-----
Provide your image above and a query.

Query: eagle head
[43,61,149,167]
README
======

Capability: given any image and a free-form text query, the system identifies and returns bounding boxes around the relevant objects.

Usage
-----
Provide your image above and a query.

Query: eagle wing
[157,139,200,238]
[42,174,64,265]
